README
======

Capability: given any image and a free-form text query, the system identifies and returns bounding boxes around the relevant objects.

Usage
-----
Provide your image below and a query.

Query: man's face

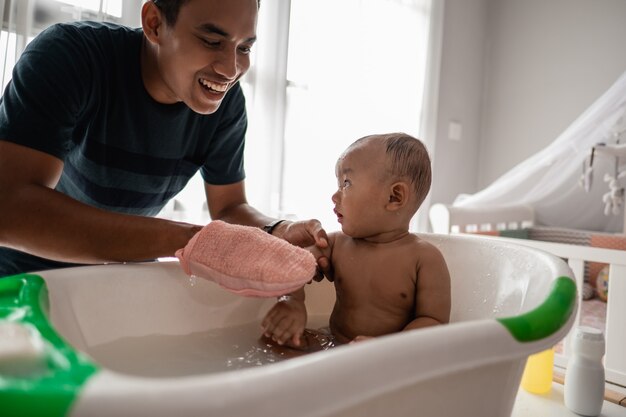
[154,0,257,114]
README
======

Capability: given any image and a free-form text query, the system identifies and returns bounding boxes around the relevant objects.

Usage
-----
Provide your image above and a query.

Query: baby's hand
[261,296,307,347]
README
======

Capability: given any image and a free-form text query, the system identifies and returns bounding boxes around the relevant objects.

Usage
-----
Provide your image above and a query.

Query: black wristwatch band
[262,219,286,235]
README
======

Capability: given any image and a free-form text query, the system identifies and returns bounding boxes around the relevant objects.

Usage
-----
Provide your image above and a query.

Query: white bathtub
[0,233,577,417]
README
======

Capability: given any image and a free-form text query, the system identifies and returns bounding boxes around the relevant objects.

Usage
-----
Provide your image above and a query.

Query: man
[0,0,327,277]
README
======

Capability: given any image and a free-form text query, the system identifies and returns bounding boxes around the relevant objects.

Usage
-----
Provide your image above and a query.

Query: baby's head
[332,133,431,237]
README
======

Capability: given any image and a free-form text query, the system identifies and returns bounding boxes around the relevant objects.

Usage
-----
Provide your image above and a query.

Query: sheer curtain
[0,0,140,90]
[454,71,626,233]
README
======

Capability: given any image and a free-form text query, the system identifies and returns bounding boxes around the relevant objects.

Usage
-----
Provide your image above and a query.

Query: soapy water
[86,316,334,378]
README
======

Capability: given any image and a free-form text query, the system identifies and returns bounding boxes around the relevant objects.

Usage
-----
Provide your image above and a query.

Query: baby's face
[332,141,390,238]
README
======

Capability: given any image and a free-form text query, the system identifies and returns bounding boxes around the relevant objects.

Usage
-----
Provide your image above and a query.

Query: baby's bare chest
[332,249,418,304]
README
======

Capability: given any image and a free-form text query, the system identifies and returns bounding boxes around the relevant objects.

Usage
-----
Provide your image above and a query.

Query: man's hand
[274,219,333,281]
[274,219,327,248]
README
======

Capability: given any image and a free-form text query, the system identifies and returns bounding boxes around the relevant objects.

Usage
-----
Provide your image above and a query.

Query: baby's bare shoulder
[404,234,442,253]
[406,235,447,266]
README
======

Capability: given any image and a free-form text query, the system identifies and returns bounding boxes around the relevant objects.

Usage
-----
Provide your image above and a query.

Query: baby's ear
[386,182,410,211]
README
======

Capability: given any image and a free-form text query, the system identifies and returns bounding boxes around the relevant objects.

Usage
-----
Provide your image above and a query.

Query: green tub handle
[0,274,99,417]
[497,276,577,342]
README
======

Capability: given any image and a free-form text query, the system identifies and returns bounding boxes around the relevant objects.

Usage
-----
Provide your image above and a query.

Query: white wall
[429,0,488,206]
[430,0,626,207]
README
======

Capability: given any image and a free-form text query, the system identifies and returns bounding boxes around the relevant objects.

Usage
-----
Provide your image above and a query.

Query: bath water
[86,315,331,377]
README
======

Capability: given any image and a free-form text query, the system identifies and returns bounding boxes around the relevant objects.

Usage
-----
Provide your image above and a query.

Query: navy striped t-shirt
[0,22,248,275]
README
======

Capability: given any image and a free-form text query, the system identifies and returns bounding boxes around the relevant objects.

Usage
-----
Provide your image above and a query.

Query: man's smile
[199,78,229,93]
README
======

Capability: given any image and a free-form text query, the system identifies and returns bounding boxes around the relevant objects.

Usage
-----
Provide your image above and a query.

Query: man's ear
[142,1,164,44]
[386,182,410,211]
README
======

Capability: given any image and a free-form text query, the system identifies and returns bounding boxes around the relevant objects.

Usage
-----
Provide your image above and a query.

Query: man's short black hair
[152,0,260,27]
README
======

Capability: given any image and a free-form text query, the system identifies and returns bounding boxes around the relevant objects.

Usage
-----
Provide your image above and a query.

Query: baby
[261,133,451,347]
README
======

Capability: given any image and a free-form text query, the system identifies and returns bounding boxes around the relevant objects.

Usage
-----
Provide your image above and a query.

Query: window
[279,0,432,231]
[57,0,122,18]
[1,0,136,89]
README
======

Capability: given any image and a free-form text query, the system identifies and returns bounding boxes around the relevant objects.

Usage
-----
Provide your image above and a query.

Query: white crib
[430,203,626,388]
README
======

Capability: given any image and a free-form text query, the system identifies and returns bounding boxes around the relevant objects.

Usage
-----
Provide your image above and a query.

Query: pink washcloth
[175,220,316,297]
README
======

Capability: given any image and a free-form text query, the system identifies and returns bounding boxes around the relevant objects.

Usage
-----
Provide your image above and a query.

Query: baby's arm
[261,233,336,347]
[404,242,451,331]
[261,287,307,347]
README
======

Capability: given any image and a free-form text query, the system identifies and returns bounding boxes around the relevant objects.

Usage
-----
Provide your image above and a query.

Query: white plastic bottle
[564,326,605,416]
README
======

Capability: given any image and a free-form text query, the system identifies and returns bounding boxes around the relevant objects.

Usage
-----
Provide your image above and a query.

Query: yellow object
[595,265,609,302]
[521,348,554,394]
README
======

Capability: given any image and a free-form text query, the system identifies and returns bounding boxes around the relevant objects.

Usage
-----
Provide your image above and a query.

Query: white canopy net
[454,71,626,233]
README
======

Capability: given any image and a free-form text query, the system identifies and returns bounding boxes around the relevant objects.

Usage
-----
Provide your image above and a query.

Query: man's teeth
[200,79,228,92]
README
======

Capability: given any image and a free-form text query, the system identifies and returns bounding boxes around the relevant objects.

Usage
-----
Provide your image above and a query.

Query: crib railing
[479,236,626,387]
[429,203,536,234]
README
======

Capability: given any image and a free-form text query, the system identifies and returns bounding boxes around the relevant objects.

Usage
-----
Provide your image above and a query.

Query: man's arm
[203,181,275,227]
[205,181,329,249]
[0,141,201,264]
